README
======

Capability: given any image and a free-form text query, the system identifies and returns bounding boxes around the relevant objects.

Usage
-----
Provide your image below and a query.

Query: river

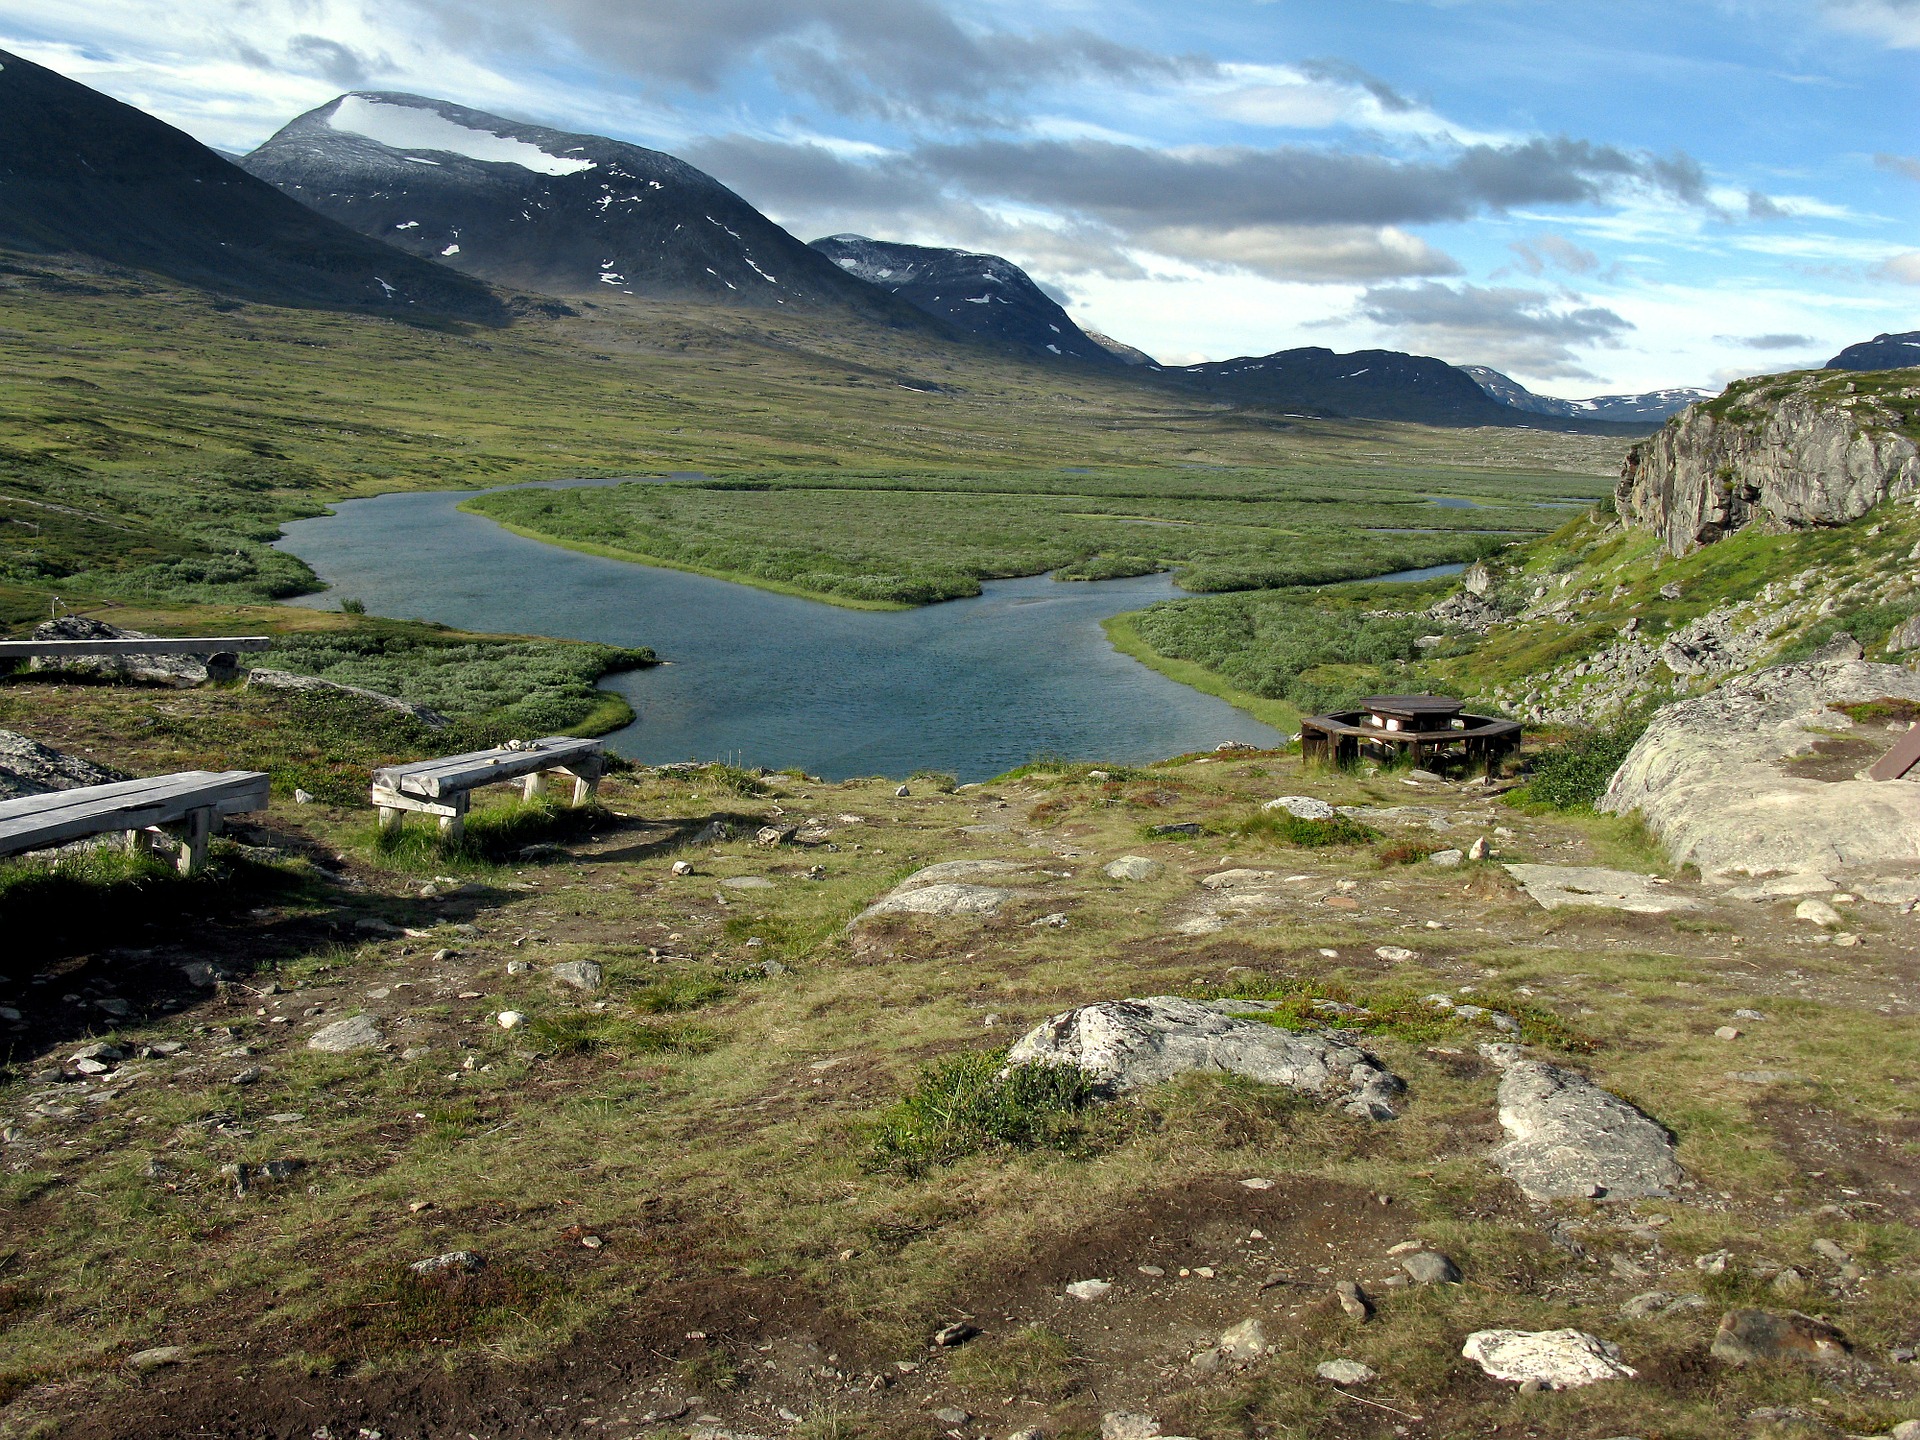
[276,484,1304,780]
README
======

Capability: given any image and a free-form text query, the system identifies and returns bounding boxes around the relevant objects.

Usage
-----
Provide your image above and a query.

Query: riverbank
[1101,611,1301,732]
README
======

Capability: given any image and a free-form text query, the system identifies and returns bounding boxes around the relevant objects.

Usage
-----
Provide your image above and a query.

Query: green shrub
[866,1051,1106,1176]
[1516,718,1650,810]
[1220,810,1377,847]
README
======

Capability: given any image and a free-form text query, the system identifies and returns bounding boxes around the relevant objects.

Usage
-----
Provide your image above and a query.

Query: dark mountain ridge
[0,51,503,321]
[1826,332,1920,371]
[809,234,1120,365]
[242,94,923,324]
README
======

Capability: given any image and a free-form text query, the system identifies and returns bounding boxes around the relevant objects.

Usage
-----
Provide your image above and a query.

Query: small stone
[895,785,910,798]
[1695,1250,1731,1274]
[932,1409,971,1427]
[1334,1280,1371,1320]
[1732,1008,1767,1021]
[1100,1414,1160,1440]
[1186,1348,1223,1373]
[1621,1291,1675,1318]
[230,1066,264,1086]
[1714,1026,1742,1041]
[930,1322,978,1348]
[1889,1422,1920,1440]
[550,960,604,992]
[410,1250,483,1277]
[1375,946,1417,963]
[755,825,797,847]
[1137,1265,1164,1277]
[400,1047,431,1061]
[1316,1359,1375,1385]
[672,860,693,876]
[1769,1267,1806,1295]
[1240,1177,1274,1190]
[497,1011,526,1029]
[307,1015,382,1053]
[1401,1251,1461,1285]
[1066,1278,1112,1301]
[1795,899,1843,927]
[126,1345,186,1373]
[1216,1318,1267,1361]
[1468,837,1489,861]
[293,788,315,804]
[580,1234,603,1249]
[1428,848,1464,868]
[73,1058,109,1075]
[1810,1238,1850,1264]
[1007,1430,1045,1440]
[1263,795,1334,820]
[1103,856,1162,881]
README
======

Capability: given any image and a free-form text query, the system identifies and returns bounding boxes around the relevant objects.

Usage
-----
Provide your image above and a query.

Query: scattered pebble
[1315,1359,1376,1385]
[1065,1278,1113,1301]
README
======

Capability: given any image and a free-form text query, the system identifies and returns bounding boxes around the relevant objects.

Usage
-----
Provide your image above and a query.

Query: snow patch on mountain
[326,96,595,177]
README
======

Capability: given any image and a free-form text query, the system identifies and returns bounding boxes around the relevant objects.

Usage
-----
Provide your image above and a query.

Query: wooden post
[438,794,470,846]
[175,806,213,876]
[378,805,403,836]
[522,771,548,803]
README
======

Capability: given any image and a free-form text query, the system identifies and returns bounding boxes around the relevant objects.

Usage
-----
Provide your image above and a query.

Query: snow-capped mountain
[0,53,501,321]
[810,235,1122,364]
[242,94,919,318]
[1459,366,1713,422]
[1825,332,1920,371]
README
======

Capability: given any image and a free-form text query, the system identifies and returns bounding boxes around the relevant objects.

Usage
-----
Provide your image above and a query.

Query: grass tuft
[866,1051,1108,1176]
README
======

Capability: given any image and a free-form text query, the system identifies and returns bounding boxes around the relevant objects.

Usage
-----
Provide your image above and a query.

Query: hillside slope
[243,94,925,323]
[0,52,503,322]
[1827,330,1920,371]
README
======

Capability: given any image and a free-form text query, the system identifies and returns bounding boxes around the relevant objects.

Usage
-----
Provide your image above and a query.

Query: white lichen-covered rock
[0,728,128,800]
[1006,996,1404,1119]
[307,1014,384,1053]
[1462,1328,1636,1387]
[1503,864,1700,914]
[1103,855,1162,881]
[1482,1045,1682,1200]
[1616,373,1920,556]
[1262,796,1334,820]
[1599,658,1920,874]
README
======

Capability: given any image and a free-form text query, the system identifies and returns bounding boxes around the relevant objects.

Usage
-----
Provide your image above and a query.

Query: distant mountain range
[1159,347,1557,427]
[240,93,920,324]
[809,235,1119,364]
[1826,332,1920,371]
[1459,366,1713,422]
[0,50,502,321]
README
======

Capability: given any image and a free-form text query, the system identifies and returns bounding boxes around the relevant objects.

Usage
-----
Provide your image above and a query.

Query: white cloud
[1824,0,1920,47]
[1879,251,1920,283]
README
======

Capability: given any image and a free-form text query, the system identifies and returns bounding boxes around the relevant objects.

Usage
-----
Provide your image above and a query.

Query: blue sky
[4,0,1916,394]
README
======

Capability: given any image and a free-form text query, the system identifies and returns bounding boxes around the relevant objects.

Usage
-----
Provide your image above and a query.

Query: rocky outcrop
[25,617,230,687]
[1617,373,1920,556]
[1005,996,1404,1119]
[850,859,1037,924]
[0,729,128,800]
[1599,657,1920,874]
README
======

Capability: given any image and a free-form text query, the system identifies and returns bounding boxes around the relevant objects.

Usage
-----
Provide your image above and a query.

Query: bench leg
[571,772,595,806]
[522,771,548,803]
[175,807,213,877]
[437,795,470,846]
[378,806,404,836]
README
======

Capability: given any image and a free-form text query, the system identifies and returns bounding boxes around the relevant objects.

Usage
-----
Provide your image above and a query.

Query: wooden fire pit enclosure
[1300,694,1521,775]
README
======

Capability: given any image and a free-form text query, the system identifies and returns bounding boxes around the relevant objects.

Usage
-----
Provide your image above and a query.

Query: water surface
[277,487,1284,780]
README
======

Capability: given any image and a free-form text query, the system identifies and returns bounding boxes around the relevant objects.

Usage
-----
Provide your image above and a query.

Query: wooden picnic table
[0,770,270,875]
[371,736,604,842]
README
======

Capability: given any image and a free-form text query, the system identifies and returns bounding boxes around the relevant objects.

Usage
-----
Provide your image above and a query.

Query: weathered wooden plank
[0,771,269,858]
[0,636,272,658]
[1870,726,1920,781]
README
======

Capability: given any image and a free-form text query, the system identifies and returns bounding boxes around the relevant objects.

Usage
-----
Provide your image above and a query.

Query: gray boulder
[1461,1328,1636,1387]
[1102,855,1162,881]
[1482,1045,1682,1200]
[1005,996,1404,1119]
[0,728,128,800]
[1600,658,1920,874]
[1263,795,1335,820]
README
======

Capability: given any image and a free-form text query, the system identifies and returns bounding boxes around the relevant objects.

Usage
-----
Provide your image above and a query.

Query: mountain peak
[1460,365,1712,422]
[242,97,920,317]
[809,235,1122,364]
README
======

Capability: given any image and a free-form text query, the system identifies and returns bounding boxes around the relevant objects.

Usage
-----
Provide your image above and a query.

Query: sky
[3,0,1917,395]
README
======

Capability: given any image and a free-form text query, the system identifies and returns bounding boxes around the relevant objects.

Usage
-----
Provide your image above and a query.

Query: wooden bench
[0,770,271,875]
[0,636,273,660]
[371,737,605,843]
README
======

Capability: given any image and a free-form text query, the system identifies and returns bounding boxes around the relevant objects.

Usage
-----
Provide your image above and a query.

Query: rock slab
[1006,996,1404,1119]
[307,1014,383,1053]
[1483,1046,1683,1200]
[1462,1328,1636,1387]
[1504,864,1699,914]
[851,860,1034,924]
[0,728,128,801]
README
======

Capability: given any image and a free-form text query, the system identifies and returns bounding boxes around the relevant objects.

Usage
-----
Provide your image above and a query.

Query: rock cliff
[1616,370,1920,556]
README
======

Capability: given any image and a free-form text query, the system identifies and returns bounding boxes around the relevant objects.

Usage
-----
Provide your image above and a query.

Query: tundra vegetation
[4,255,1918,1439]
